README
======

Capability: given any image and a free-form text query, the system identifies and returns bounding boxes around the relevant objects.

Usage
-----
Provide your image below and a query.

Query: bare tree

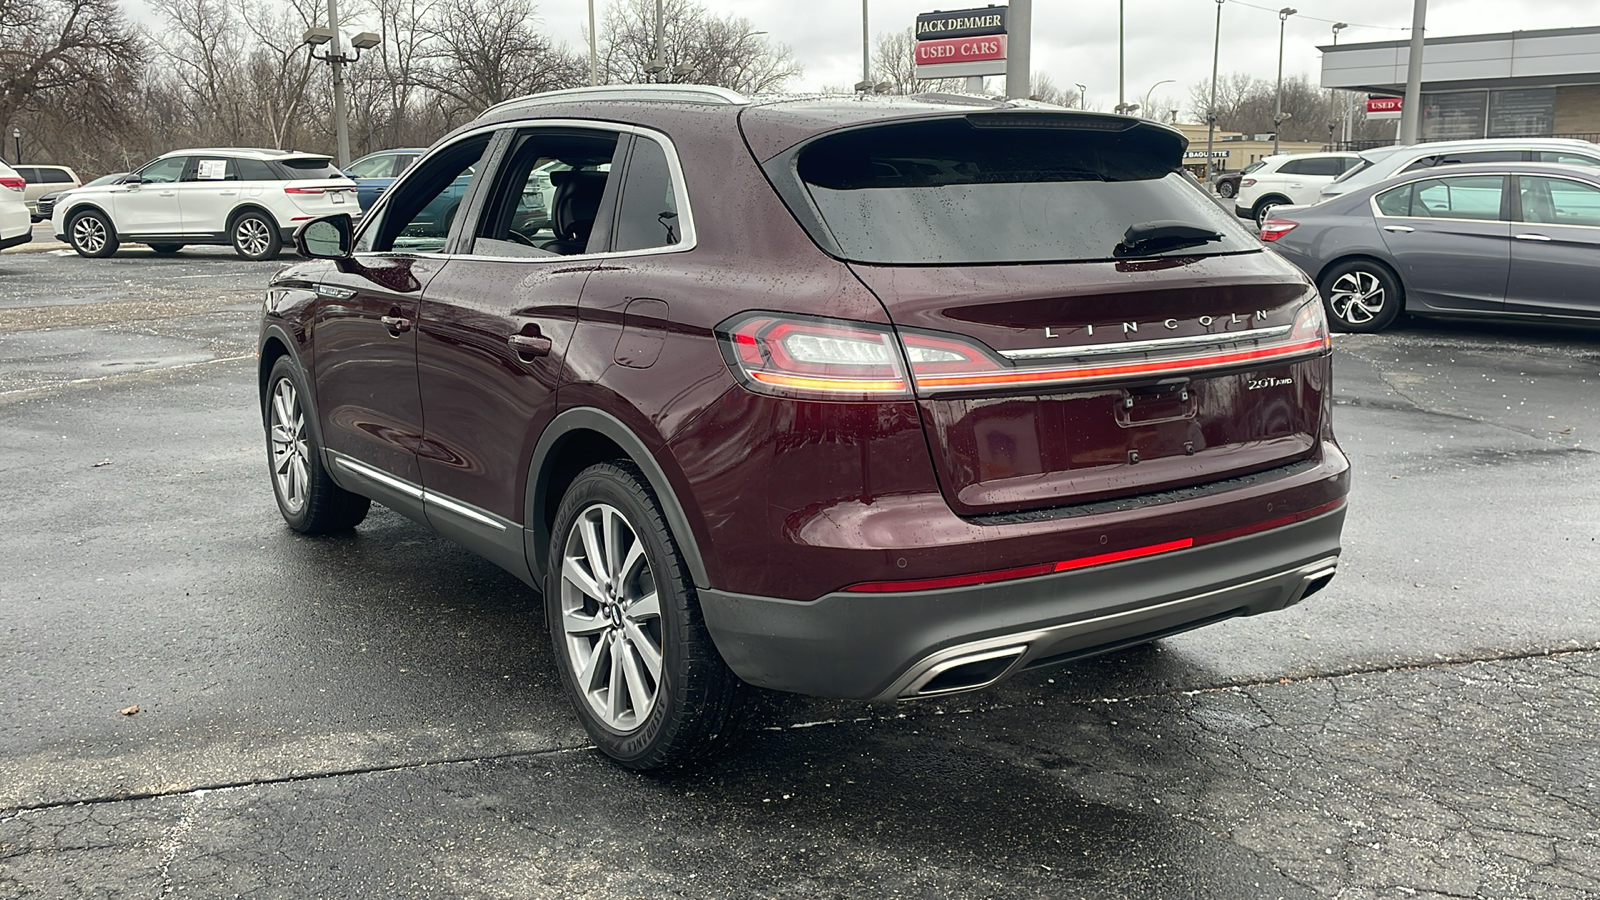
[0,0,144,162]
[416,0,585,121]
[869,28,968,95]
[599,0,801,93]
[1029,73,1079,108]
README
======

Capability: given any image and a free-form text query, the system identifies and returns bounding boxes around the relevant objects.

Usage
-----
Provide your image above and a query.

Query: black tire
[1217,180,1236,199]
[263,356,370,533]
[67,209,119,258]
[231,211,282,261]
[149,244,185,254]
[546,461,747,769]
[1318,259,1404,333]
[1254,196,1289,228]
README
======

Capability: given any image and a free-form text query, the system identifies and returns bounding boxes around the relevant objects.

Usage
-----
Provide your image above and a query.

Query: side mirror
[295,214,353,259]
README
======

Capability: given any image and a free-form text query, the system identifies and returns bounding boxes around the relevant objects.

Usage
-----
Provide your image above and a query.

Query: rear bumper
[700,504,1345,701]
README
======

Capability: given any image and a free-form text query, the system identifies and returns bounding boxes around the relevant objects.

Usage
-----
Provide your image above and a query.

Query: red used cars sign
[1367,96,1402,113]
[915,35,1008,64]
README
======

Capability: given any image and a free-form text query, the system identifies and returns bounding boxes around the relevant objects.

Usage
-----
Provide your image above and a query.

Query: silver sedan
[1261,162,1600,333]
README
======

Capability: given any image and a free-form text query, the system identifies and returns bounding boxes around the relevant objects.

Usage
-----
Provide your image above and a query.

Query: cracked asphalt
[2,249,1598,898]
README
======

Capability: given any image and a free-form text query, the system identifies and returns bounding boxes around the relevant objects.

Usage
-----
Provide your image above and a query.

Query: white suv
[52,148,357,260]
[0,162,30,251]
[1234,152,1363,226]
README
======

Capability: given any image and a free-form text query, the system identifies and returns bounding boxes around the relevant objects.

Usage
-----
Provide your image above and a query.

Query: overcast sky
[526,0,1600,116]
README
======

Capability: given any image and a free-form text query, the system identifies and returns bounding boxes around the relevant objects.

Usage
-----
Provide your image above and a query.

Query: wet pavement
[1,250,1598,898]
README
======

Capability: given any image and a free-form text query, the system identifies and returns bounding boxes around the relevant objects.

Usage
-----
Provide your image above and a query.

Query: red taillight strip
[841,498,1346,593]
[914,337,1327,392]
[0,176,24,191]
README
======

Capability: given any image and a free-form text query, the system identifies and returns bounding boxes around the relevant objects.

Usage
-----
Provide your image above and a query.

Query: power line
[1223,0,1408,32]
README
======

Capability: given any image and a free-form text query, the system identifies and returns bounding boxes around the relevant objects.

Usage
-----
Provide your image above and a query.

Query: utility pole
[1399,0,1427,145]
[1273,7,1297,155]
[862,0,870,88]
[1005,0,1031,99]
[1331,23,1348,146]
[589,0,598,86]
[1206,0,1223,179]
[1117,0,1125,113]
[652,0,665,83]
[326,0,350,166]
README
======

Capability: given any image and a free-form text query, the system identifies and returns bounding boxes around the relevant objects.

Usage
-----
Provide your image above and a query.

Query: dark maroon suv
[260,86,1349,768]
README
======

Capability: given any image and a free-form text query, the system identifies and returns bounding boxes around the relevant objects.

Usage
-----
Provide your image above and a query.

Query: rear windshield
[280,157,343,179]
[787,118,1259,265]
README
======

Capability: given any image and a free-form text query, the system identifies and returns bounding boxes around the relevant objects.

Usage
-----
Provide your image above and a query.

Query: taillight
[1240,178,1257,187]
[1291,292,1332,353]
[1259,218,1299,242]
[718,301,1332,402]
[284,186,326,194]
[0,176,23,191]
[717,314,912,400]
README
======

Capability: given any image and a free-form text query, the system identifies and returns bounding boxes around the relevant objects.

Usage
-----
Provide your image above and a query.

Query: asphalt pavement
[1,248,1597,898]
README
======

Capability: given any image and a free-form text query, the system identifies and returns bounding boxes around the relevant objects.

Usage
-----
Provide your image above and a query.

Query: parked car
[1234,152,1363,225]
[1211,166,1248,199]
[261,86,1349,769]
[1262,162,1600,332]
[35,171,126,223]
[13,164,81,220]
[0,161,31,251]
[342,148,424,210]
[1313,138,1600,205]
[52,148,357,260]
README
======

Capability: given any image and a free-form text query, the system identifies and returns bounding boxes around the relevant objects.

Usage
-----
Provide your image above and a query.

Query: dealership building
[1319,26,1600,143]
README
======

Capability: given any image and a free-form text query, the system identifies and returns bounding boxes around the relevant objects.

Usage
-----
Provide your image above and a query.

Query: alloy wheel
[559,502,663,732]
[1327,270,1386,326]
[268,377,311,514]
[236,217,272,258]
[73,216,107,254]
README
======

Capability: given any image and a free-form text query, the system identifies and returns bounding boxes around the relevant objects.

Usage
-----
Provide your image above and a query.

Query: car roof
[1348,160,1600,195]
[155,148,333,161]
[465,84,1184,165]
[1359,137,1597,161]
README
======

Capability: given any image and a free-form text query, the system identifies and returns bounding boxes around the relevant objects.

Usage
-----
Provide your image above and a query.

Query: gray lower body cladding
[699,506,1346,701]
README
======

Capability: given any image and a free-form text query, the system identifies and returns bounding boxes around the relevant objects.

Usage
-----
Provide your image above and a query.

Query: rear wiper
[1114,220,1224,257]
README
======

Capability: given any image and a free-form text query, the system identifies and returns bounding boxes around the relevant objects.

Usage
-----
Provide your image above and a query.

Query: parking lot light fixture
[303,0,381,167]
[10,127,19,165]
[1274,7,1297,155]
[1207,0,1224,179]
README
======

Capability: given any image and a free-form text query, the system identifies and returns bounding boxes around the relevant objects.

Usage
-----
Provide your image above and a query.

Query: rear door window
[185,157,233,182]
[1519,176,1600,227]
[1276,159,1313,175]
[784,117,1258,264]
[41,168,74,184]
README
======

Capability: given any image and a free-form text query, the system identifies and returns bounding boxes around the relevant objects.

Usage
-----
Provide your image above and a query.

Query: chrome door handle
[1382,225,1415,233]
[1514,233,1553,242]
[508,334,552,358]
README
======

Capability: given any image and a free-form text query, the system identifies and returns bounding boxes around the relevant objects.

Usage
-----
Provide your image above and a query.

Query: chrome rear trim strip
[425,492,509,532]
[1000,324,1294,361]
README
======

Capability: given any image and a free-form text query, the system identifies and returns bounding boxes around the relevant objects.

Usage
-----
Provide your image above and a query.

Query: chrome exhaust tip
[900,645,1028,699]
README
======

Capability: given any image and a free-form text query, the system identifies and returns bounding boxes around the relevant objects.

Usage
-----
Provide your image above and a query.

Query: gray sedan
[1262,162,1600,333]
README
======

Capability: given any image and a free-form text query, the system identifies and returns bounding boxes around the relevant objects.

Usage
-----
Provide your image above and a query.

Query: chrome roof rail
[483,84,750,116]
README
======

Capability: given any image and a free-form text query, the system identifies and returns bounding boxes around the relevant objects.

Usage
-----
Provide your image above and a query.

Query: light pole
[10,127,18,165]
[855,0,870,92]
[588,0,598,86]
[303,15,380,167]
[645,0,666,81]
[1143,79,1173,120]
[1116,0,1125,114]
[1075,83,1086,110]
[1273,7,1297,155]
[1206,0,1223,180]
[1331,23,1350,145]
